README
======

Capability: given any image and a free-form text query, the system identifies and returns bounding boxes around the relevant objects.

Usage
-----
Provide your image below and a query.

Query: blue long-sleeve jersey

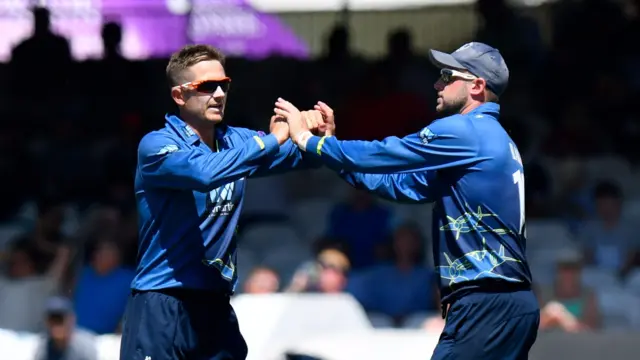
[132,114,315,293]
[301,103,532,302]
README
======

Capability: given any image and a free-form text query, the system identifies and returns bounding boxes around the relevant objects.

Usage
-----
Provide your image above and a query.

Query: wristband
[295,131,313,151]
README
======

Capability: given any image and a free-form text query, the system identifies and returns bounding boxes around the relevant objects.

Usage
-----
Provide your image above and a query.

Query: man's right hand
[300,110,325,135]
[270,115,290,145]
[313,101,336,136]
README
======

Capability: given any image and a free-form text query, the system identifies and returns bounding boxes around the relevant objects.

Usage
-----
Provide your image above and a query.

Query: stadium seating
[623,199,640,221]
[584,156,631,186]
[581,267,622,291]
[526,221,577,285]
[236,248,259,287]
[596,288,640,331]
[0,224,25,252]
[260,243,311,282]
[401,312,432,329]
[367,313,395,328]
[243,175,289,217]
[625,269,640,296]
[526,220,576,252]
[240,223,301,257]
[289,199,335,244]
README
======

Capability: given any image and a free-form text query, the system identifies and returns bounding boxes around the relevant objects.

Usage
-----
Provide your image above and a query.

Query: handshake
[269,98,335,147]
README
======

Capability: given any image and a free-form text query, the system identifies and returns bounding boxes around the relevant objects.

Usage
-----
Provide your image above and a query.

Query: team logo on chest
[207,181,238,216]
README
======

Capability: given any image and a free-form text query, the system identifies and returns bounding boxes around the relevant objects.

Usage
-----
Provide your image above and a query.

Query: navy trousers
[119,289,248,360]
[431,289,540,360]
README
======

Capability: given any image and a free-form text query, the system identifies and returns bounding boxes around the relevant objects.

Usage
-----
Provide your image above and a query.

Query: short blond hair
[318,249,350,272]
[166,44,226,86]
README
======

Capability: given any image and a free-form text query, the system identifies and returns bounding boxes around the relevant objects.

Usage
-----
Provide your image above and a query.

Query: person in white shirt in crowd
[0,240,68,332]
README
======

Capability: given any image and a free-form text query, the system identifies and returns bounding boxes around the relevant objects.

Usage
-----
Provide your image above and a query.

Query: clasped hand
[269,98,335,146]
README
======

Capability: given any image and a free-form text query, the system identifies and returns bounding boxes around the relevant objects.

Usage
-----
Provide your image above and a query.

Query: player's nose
[213,86,226,99]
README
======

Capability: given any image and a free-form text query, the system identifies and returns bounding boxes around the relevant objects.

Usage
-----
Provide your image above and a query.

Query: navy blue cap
[45,296,73,314]
[429,42,509,97]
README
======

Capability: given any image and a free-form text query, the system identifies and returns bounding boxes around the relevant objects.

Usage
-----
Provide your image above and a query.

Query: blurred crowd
[2,0,640,357]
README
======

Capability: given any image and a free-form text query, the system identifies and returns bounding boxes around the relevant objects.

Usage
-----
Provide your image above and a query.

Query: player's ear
[469,78,486,97]
[171,86,186,106]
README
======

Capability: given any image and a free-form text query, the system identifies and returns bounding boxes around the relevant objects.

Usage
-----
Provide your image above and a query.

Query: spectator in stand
[551,159,593,233]
[72,236,134,334]
[10,6,72,102]
[381,28,438,107]
[537,249,600,332]
[312,25,367,111]
[474,0,544,75]
[544,101,606,157]
[286,248,350,294]
[348,223,439,327]
[578,181,639,277]
[34,297,97,360]
[243,267,280,294]
[0,240,69,332]
[338,62,431,142]
[31,199,69,266]
[326,189,392,269]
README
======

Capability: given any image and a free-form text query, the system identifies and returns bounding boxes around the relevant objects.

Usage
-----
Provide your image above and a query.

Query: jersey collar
[468,102,500,118]
[164,113,230,145]
[165,113,200,144]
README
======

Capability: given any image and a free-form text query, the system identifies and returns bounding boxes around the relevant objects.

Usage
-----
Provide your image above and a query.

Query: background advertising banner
[0,0,310,61]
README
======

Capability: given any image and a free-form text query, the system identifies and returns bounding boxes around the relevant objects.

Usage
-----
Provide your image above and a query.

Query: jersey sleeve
[245,130,322,178]
[303,116,485,173]
[138,131,279,192]
[339,171,436,203]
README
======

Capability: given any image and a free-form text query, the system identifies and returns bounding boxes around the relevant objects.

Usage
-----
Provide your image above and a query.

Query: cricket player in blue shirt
[275,42,540,359]
[119,45,332,360]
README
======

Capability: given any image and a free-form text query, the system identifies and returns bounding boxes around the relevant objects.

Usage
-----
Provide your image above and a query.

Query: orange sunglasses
[179,77,232,93]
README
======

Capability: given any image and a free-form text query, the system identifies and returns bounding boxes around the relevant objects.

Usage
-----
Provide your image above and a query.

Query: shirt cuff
[253,134,280,155]
[305,135,323,155]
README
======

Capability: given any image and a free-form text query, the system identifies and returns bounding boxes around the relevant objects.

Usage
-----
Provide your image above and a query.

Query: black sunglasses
[440,68,477,84]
